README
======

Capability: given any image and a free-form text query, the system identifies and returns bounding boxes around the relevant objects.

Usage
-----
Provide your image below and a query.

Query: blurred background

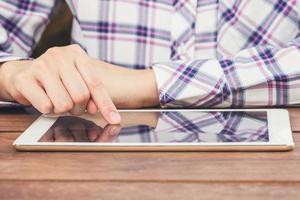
[32,1,72,58]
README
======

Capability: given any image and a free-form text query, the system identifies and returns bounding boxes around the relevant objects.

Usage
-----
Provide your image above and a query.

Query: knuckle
[45,47,63,59]
[73,92,90,104]
[40,102,53,114]
[55,102,74,113]
[68,44,83,53]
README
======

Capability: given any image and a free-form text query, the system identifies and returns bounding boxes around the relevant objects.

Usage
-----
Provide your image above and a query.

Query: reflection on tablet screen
[38,111,269,143]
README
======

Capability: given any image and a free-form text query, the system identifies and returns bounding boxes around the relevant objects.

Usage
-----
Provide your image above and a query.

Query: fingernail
[109,111,121,124]
[109,126,121,136]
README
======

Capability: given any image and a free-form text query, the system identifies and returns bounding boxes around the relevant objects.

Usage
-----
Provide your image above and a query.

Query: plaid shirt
[0,0,300,107]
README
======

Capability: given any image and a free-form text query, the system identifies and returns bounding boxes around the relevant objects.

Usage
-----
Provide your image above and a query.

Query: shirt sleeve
[152,36,300,108]
[0,0,59,63]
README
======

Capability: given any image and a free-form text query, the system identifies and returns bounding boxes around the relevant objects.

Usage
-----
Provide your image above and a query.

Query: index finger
[90,83,121,124]
[74,55,121,124]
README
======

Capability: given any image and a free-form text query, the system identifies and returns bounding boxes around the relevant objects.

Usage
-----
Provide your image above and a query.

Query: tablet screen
[38,111,269,143]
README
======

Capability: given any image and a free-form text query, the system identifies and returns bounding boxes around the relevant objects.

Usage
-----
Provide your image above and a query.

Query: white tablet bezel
[13,109,295,151]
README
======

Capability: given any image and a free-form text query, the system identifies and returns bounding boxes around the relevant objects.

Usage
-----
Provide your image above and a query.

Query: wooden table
[1,108,300,200]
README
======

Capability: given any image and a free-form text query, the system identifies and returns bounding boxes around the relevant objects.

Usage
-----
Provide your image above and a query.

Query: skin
[0,45,160,124]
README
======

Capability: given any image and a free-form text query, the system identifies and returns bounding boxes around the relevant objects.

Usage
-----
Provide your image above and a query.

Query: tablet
[13,109,294,151]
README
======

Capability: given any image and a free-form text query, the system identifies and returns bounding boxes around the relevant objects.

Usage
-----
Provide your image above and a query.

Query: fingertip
[108,111,121,124]
[108,125,121,136]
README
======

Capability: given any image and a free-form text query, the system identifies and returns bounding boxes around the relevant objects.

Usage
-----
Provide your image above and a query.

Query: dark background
[32,1,72,58]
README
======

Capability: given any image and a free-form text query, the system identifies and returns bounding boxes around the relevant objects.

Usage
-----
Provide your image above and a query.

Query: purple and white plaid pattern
[115,111,269,143]
[1,0,300,107]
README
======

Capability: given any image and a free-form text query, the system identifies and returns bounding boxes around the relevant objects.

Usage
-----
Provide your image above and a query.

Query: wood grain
[1,181,300,200]
[0,114,39,132]
[1,109,300,200]
[0,132,300,182]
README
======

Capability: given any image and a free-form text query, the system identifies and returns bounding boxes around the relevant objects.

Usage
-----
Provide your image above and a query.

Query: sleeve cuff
[0,52,28,63]
[0,101,21,107]
[151,59,231,108]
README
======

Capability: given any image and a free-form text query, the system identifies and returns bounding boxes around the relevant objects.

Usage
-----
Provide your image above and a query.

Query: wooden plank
[0,114,39,132]
[0,181,300,200]
[1,132,300,182]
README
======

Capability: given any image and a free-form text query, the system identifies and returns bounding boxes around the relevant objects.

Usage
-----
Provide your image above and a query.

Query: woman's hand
[0,45,160,123]
[0,45,121,124]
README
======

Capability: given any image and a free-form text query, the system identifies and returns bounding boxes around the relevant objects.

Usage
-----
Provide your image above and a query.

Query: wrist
[94,60,159,108]
[118,69,159,108]
[133,69,159,108]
